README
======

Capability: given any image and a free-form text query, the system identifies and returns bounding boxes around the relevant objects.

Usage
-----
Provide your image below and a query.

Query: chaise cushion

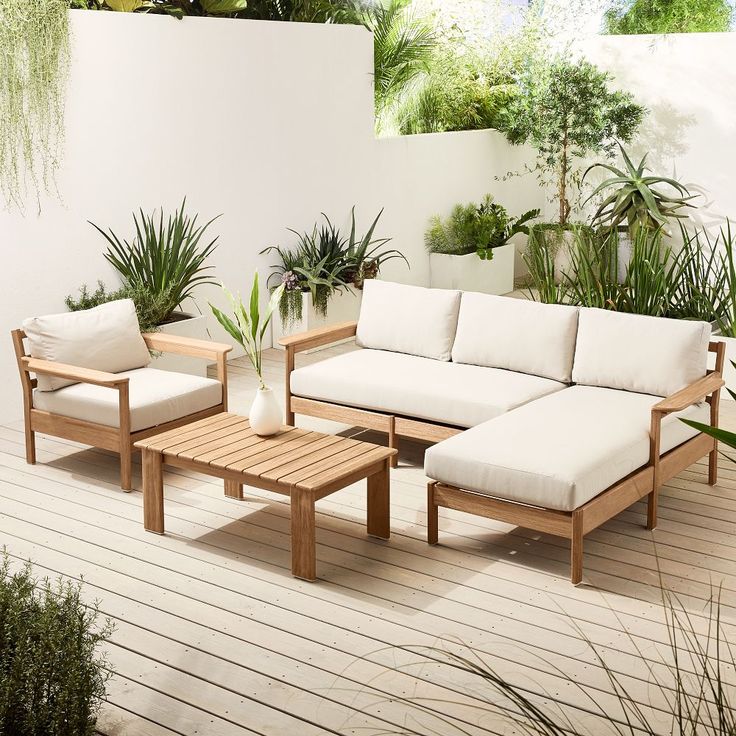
[290,348,567,428]
[33,367,222,432]
[425,385,708,512]
[573,308,710,398]
[23,299,151,391]
[356,280,461,361]
[451,293,579,383]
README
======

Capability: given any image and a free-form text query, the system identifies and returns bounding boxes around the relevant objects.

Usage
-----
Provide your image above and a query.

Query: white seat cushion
[573,308,711,397]
[356,280,461,361]
[23,299,151,391]
[452,293,579,383]
[33,368,222,432]
[425,385,709,512]
[290,349,567,428]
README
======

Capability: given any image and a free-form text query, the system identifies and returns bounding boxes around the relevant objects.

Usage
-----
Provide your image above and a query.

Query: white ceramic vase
[249,387,282,436]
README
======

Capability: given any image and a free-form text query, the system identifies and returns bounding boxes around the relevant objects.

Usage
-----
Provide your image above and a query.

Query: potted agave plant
[210,273,285,436]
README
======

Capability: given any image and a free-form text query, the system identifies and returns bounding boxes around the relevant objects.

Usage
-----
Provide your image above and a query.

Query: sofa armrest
[279,321,358,354]
[142,333,232,361]
[652,373,725,415]
[22,357,129,389]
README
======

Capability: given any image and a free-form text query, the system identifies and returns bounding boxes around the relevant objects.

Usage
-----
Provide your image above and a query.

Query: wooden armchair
[11,329,232,491]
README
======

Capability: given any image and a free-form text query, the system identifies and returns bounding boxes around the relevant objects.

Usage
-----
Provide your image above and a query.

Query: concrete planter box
[429,243,515,295]
[150,312,210,377]
[272,290,362,352]
[713,334,736,401]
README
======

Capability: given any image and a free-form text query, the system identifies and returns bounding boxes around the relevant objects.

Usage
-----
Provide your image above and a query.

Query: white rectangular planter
[429,243,515,295]
[149,312,210,377]
[272,289,362,352]
[713,335,736,401]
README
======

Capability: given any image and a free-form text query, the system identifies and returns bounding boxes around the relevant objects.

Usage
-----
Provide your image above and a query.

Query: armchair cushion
[452,294,579,383]
[290,348,567,428]
[33,367,222,432]
[425,385,708,512]
[356,280,461,361]
[23,299,150,391]
[572,308,710,398]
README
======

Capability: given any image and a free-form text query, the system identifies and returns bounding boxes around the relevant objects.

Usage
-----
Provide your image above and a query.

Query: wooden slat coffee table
[134,413,397,581]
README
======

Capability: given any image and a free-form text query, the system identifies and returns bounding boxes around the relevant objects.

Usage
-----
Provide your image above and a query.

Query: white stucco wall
[0,12,538,422]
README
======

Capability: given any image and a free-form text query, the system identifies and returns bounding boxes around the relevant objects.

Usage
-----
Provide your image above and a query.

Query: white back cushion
[451,293,580,383]
[356,280,461,361]
[572,308,710,397]
[23,299,151,391]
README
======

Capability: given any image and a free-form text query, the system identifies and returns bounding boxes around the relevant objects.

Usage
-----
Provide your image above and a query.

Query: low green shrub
[0,551,113,736]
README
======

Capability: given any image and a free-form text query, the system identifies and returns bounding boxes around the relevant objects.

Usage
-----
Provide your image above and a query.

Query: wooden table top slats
[135,414,396,493]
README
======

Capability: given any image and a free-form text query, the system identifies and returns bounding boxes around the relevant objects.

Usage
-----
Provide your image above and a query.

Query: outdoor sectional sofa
[281,280,726,584]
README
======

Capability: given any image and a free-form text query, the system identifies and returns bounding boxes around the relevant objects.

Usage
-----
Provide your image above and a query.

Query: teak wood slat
[135,412,397,580]
[11,328,231,490]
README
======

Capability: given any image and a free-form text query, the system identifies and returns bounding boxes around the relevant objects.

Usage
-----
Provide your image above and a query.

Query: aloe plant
[585,145,697,238]
[210,272,284,389]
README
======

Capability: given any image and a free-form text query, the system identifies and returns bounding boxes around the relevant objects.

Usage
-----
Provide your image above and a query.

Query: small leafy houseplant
[584,144,697,238]
[0,551,114,735]
[89,199,220,326]
[426,195,539,260]
[211,273,285,436]
[264,207,405,329]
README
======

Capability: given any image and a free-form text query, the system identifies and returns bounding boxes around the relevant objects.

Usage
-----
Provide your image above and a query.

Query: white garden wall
[0,11,538,423]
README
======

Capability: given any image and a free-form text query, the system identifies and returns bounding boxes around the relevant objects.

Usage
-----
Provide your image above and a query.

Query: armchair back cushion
[572,308,710,397]
[451,293,580,383]
[23,299,151,391]
[356,280,461,361]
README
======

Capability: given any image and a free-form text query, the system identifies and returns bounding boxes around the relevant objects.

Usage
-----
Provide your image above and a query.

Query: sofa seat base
[290,349,568,430]
[425,385,709,512]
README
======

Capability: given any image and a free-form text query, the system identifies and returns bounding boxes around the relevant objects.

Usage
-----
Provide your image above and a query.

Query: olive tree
[500,58,646,225]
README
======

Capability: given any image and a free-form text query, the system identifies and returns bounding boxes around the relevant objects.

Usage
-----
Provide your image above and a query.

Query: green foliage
[263,207,405,327]
[397,48,517,135]
[0,0,70,212]
[0,551,114,736]
[604,0,734,34]
[426,195,539,259]
[384,586,736,735]
[210,273,284,388]
[585,144,696,238]
[65,281,177,332]
[91,200,219,324]
[525,224,731,324]
[499,58,646,225]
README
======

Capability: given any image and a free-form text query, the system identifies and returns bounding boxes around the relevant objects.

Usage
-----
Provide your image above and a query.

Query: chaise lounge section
[282,280,725,583]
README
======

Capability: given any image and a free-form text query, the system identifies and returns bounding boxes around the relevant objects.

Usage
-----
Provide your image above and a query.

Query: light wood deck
[1,345,735,735]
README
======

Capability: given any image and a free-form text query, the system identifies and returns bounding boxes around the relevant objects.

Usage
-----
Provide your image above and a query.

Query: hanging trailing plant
[0,0,71,212]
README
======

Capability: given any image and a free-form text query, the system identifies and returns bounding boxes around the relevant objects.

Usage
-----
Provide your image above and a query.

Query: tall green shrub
[0,552,114,735]
[0,0,70,212]
[604,0,734,34]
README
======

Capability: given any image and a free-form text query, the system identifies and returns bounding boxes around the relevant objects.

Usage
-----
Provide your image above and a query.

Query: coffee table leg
[367,458,391,539]
[224,480,243,499]
[142,448,164,534]
[290,490,316,581]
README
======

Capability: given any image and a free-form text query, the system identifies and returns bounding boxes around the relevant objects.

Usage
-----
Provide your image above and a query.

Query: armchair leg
[120,447,133,492]
[24,425,36,465]
[646,489,658,530]
[388,417,398,469]
[571,510,584,585]
[709,441,718,486]
[427,482,438,545]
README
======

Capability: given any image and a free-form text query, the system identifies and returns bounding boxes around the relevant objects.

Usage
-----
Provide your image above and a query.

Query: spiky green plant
[604,0,734,34]
[91,199,220,323]
[0,0,70,212]
[210,272,284,389]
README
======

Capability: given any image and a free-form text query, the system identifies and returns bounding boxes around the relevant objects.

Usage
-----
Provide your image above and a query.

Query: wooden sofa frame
[281,322,726,584]
[11,329,232,491]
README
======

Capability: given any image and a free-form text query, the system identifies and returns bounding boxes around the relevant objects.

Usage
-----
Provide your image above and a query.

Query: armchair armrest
[652,373,725,415]
[22,357,128,389]
[142,333,232,361]
[279,321,357,354]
